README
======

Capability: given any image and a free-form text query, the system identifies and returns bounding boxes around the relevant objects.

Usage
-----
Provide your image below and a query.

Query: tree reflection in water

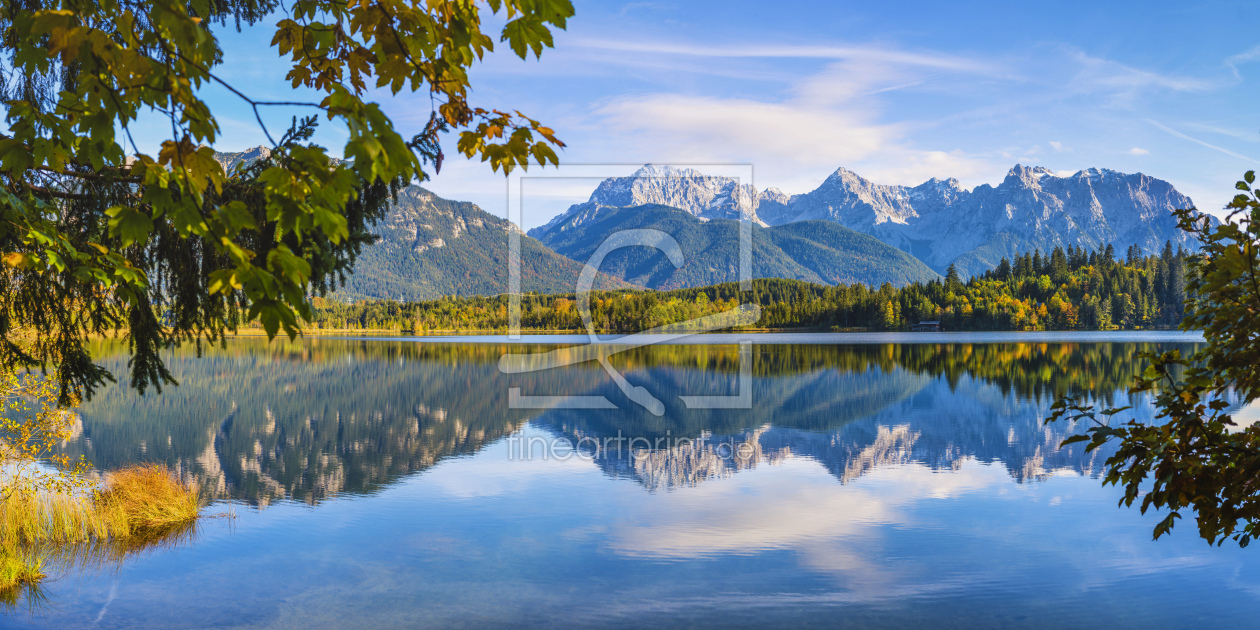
[66,338,1198,505]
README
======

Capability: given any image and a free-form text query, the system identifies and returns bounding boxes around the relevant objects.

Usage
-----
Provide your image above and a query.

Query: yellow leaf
[2,252,30,269]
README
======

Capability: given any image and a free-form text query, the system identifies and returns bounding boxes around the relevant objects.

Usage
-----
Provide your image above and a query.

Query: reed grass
[0,464,201,595]
[0,552,42,591]
[95,465,201,537]
[0,491,114,546]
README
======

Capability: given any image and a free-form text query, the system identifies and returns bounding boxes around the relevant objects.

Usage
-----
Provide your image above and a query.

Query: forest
[298,242,1190,333]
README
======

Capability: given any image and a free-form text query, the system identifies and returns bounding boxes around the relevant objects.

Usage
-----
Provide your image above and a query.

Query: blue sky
[166,0,1260,229]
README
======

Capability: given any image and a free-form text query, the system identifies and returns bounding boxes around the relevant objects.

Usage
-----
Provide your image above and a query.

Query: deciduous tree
[0,0,572,403]
[1049,171,1260,546]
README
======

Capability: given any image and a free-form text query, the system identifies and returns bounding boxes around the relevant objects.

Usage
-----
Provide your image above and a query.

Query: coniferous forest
[301,242,1190,333]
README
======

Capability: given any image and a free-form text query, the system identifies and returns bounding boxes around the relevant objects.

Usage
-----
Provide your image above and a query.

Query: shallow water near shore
[5,332,1257,628]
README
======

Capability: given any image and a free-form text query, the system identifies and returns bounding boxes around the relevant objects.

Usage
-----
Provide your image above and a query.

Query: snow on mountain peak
[631,164,707,179]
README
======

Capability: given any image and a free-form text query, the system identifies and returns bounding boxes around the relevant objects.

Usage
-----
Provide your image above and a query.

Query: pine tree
[945,263,962,290]
[996,257,1012,281]
[1169,250,1187,321]
[1050,246,1069,283]
[1015,253,1033,278]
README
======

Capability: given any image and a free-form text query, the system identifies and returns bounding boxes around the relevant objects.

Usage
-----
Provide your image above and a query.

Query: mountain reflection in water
[70,338,1190,506]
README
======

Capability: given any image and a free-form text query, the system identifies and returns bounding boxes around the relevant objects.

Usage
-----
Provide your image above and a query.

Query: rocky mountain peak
[917,176,963,190]
[213,145,272,171]
[825,166,867,185]
[630,164,706,179]
[761,187,791,203]
[1070,166,1127,183]
[1003,164,1058,186]
[530,165,769,238]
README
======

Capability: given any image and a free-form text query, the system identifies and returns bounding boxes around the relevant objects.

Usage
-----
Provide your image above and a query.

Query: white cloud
[596,94,892,166]
[1049,141,1071,153]
[793,59,924,105]
[594,91,996,192]
[1127,147,1150,156]
[586,46,1009,193]
[606,458,1006,557]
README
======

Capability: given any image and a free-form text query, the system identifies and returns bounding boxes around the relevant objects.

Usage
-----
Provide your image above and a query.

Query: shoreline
[225,326,861,337]
[227,325,1189,339]
[249,329,1207,345]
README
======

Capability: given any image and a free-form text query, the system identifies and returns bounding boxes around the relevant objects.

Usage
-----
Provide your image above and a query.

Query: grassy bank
[0,465,200,593]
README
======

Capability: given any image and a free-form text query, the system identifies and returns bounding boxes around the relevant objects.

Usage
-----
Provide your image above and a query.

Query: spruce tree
[996,257,1012,281]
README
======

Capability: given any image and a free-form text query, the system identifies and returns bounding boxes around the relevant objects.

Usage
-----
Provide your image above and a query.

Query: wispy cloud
[1064,49,1220,106]
[571,39,1007,75]
[1146,119,1260,164]
[617,1,671,16]
[1183,122,1260,143]
[1127,147,1150,156]
[1224,45,1260,80]
[592,50,996,192]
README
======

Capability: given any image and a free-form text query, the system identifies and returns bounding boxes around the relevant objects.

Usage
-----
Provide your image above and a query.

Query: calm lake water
[6,332,1258,628]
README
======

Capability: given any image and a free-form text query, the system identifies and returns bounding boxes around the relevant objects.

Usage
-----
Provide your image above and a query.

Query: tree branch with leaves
[1048,170,1260,547]
[0,0,572,405]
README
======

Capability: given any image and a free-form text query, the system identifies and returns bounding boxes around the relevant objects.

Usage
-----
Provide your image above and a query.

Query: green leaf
[105,206,154,247]
[1059,434,1092,446]
[214,201,257,235]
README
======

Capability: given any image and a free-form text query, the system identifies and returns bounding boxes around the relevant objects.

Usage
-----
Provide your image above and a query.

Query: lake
[7,332,1259,628]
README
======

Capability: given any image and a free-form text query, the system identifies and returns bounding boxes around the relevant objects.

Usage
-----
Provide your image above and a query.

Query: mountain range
[532,164,1207,278]
[214,147,1205,299]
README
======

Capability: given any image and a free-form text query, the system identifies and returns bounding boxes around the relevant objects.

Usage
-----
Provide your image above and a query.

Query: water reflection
[534,366,1162,492]
[0,521,202,615]
[17,336,1260,628]
[70,338,1192,506]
